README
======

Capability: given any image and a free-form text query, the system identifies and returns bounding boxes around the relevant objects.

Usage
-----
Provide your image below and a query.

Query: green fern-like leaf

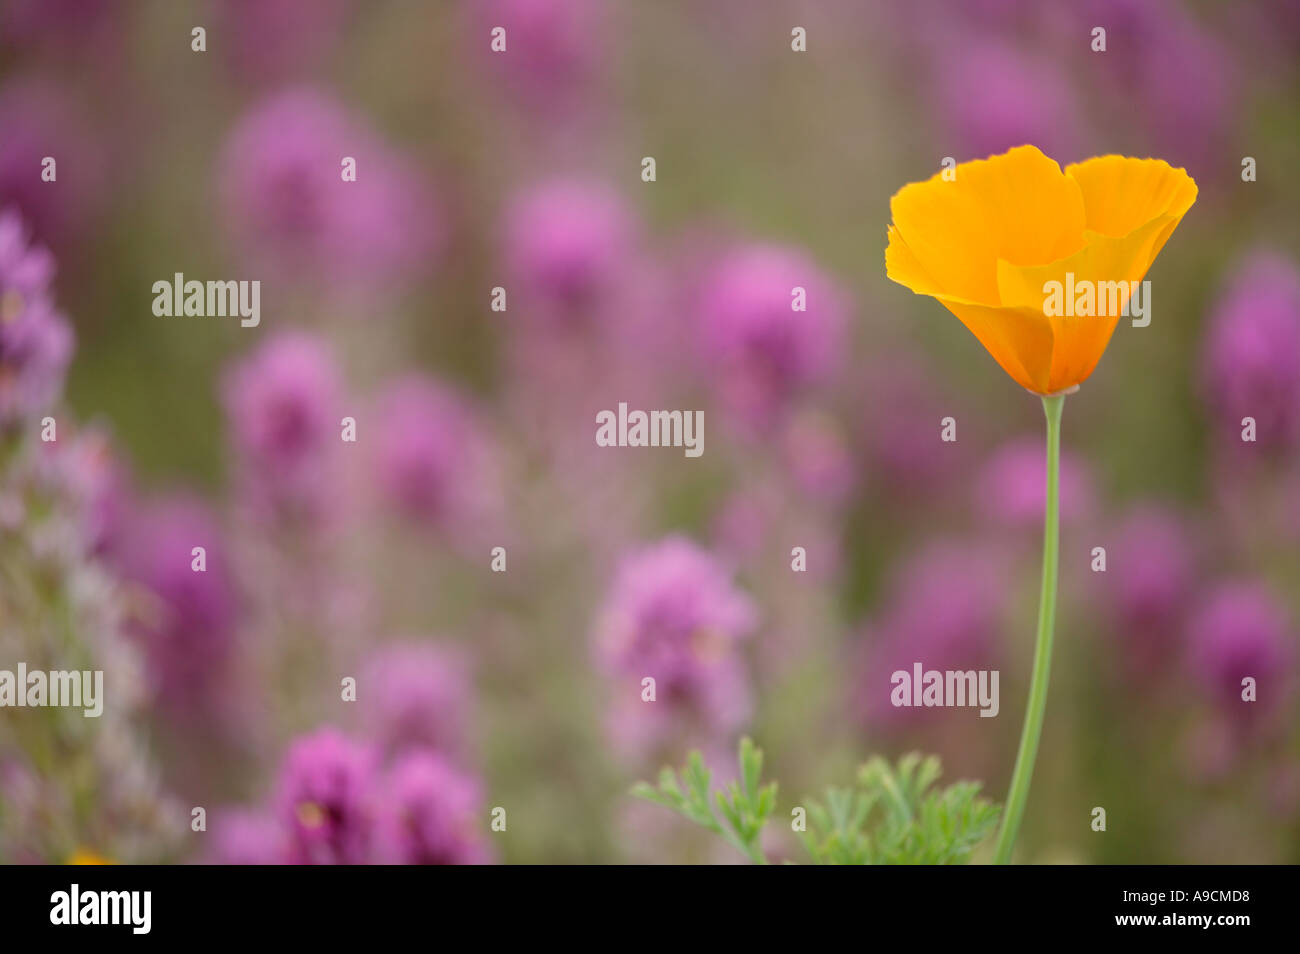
[634,742,1000,865]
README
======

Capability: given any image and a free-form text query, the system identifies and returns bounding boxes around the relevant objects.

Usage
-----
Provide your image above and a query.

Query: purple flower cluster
[112,496,239,712]
[213,719,489,865]
[221,330,344,523]
[855,353,962,495]
[1201,252,1300,451]
[504,179,634,328]
[214,0,353,86]
[1105,506,1199,680]
[0,211,72,427]
[472,0,606,111]
[1189,584,1294,724]
[595,537,756,760]
[0,82,105,251]
[378,751,491,865]
[855,541,1008,728]
[26,421,127,554]
[275,728,377,864]
[361,643,471,759]
[975,438,1095,532]
[933,36,1080,161]
[698,243,848,433]
[1081,0,1236,180]
[218,88,440,293]
[371,375,502,546]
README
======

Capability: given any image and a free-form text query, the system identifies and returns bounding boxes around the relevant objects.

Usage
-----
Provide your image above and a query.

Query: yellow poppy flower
[885,145,1197,394]
[68,848,114,864]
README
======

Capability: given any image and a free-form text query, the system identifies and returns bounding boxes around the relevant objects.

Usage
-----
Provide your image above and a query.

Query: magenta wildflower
[377,751,490,865]
[780,410,858,507]
[856,541,1007,727]
[361,644,471,759]
[208,810,288,865]
[221,330,343,520]
[0,83,105,250]
[472,0,605,110]
[933,37,1080,160]
[276,728,378,865]
[215,0,352,85]
[596,536,756,685]
[503,178,634,326]
[113,496,238,709]
[975,438,1094,531]
[698,243,847,431]
[0,210,72,427]
[1202,252,1300,451]
[1188,584,1294,723]
[218,88,439,291]
[595,537,756,757]
[371,375,500,543]
[1106,506,1198,680]
[857,353,961,494]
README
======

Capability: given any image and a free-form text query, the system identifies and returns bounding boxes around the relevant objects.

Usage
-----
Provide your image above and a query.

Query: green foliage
[801,753,1001,864]
[630,737,776,864]
[633,740,1000,865]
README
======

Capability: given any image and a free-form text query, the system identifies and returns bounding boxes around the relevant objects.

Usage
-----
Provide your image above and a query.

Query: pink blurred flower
[0,82,106,251]
[218,88,439,291]
[215,0,352,85]
[975,438,1094,530]
[1201,251,1300,451]
[1188,584,1294,724]
[1080,0,1235,181]
[857,353,962,494]
[371,375,501,544]
[114,496,238,710]
[595,537,757,756]
[698,243,848,432]
[596,536,756,684]
[856,540,1008,727]
[604,658,751,763]
[1105,506,1198,680]
[275,728,378,865]
[1138,19,1235,181]
[208,810,287,865]
[35,423,129,554]
[0,0,123,62]
[0,210,73,426]
[503,178,635,328]
[221,330,344,522]
[710,484,779,565]
[361,643,471,759]
[933,37,1080,160]
[472,0,605,110]
[377,751,490,865]
[780,409,858,507]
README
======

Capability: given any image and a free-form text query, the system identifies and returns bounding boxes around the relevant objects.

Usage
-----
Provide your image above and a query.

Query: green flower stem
[992,393,1065,865]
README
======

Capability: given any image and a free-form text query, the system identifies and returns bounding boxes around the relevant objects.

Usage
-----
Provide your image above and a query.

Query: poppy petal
[1064,155,1197,241]
[934,297,1056,393]
[888,145,1087,305]
[997,213,1181,390]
